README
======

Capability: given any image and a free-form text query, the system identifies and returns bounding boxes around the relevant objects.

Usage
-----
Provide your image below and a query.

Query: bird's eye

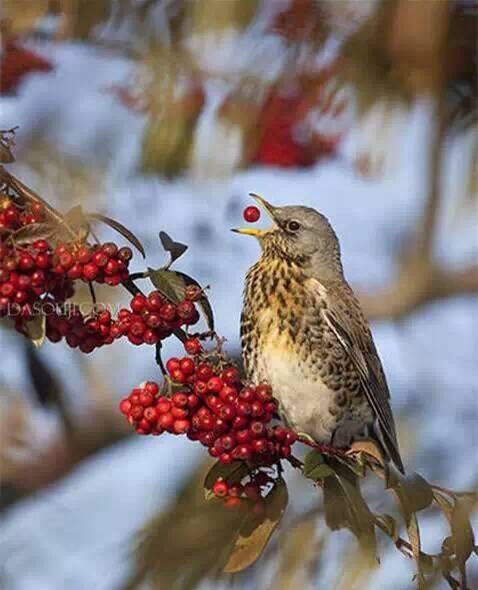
[287,220,301,232]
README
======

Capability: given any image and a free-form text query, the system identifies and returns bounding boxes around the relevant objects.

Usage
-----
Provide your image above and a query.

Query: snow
[0,40,477,590]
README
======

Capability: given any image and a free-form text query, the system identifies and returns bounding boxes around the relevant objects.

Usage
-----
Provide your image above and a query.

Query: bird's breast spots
[259,342,338,442]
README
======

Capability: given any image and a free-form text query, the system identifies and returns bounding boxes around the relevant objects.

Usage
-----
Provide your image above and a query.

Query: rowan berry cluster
[0,199,44,233]
[212,472,272,513]
[0,239,74,321]
[117,292,199,346]
[51,242,132,286]
[119,356,297,466]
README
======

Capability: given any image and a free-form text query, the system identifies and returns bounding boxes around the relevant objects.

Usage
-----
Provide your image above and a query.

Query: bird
[233,194,404,474]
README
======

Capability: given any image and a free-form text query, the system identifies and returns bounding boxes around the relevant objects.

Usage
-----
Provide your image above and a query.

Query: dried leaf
[223,478,288,573]
[0,143,15,164]
[63,205,90,239]
[24,314,46,348]
[349,439,385,466]
[88,212,146,258]
[451,500,475,586]
[159,230,188,265]
[204,460,249,499]
[11,222,58,246]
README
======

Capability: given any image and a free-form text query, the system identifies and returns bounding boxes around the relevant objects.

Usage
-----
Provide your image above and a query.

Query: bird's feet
[297,434,346,457]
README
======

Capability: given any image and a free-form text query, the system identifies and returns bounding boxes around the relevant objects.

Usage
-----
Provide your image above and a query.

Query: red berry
[144,407,158,423]
[33,239,49,252]
[224,497,242,509]
[158,413,174,430]
[212,479,229,498]
[145,382,159,396]
[19,254,35,270]
[184,284,202,301]
[156,399,172,415]
[236,429,251,444]
[252,438,268,454]
[92,250,108,268]
[131,295,146,313]
[83,263,99,281]
[76,246,91,264]
[255,384,273,402]
[251,401,264,417]
[180,357,195,375]
[207,377,223,393]
[172,392,188,407]
[173,419,191,434]
[166,358,180,374]
[159,303,176,321]
[118,247,132,262]
[104,259,119,276]
[232,416,249,430]
[237,401,252,417]
[233,444,252,461]
[184,338,202,355]
[119,399,131,415]
[196,363,213,381]
[243,206,260,223]
[177,300,195,320]
[145,312,161,328]
[146,291,164,311]
[219,453,233,464]
[221,367,240,385]
[250,421,266,438]
[139,391,154,407]
[171,369,186,384]
[239,387,255,402]
[143,329,159,345]
[102,242,118,257]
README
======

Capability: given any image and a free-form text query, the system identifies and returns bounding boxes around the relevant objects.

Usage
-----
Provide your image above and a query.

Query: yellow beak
[231,193,276,237]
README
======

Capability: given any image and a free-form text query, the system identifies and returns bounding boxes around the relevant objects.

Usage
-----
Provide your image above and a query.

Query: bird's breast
[257,332,338,442]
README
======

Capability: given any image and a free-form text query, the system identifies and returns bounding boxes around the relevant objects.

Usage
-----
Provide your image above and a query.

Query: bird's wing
[310,279,404,473]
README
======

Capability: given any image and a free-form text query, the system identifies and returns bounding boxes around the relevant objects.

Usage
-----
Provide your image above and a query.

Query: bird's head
[232,194,343,279]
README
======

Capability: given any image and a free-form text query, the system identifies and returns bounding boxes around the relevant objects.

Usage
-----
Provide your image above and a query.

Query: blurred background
[0,1,477,589]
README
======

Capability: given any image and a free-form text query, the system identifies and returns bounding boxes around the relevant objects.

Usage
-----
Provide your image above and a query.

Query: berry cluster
[212,472,272,513]
[0,198,44,233]
[116,292,199,346]
[42,291,200,352]
[51,242,132,286]
[44,305,118,353]
[119,357,297,466]
[0,239,74,321]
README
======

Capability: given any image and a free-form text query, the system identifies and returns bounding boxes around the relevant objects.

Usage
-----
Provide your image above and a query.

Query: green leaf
[391,472,434,522]
[88,212,146,258]
[159,230,188,265]
[148,268,185,303]
[148,268,215,331]
[223,478,288,573]
[203,460,249,499]
[336,471,376,556]
[303,449,325,478]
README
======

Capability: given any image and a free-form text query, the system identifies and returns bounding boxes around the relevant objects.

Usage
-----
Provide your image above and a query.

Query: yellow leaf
[223,478,288,573]
[24,314,46,348]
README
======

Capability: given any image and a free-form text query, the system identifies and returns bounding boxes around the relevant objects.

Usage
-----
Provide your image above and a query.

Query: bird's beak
[231,193,277,238]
